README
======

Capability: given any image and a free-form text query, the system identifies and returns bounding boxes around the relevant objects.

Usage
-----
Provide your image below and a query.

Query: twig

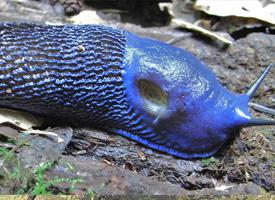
[172,18,233,46]
[22,129,64,143]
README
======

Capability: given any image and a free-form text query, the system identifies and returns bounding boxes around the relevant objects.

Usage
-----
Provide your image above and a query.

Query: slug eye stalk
[246,63,273,98]
[245,63,275,126]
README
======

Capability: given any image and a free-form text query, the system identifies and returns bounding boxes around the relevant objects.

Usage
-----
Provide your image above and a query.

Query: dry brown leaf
[172,18,233,45]
[67,10,105,24]
[194,0,275,25]
[22,129,64,143]
[0,108,44,130]
[160,0,197,23]
[160,2,233,45]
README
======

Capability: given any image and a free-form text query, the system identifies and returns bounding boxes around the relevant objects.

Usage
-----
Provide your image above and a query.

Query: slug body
[0,23,273,158]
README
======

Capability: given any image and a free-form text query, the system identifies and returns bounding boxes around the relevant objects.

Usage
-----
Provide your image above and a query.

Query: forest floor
[0,0,274,197]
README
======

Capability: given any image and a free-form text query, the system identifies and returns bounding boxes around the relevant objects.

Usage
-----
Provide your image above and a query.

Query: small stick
[172,18,233,46]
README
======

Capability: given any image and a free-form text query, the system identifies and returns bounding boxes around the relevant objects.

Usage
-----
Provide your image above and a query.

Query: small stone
[62,0,82,16]
[137,151,146,161]
[6,88,12,94]
[78,45,85,52]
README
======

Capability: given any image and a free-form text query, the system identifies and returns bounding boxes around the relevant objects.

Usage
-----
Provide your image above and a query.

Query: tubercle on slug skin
[0,23,273,159]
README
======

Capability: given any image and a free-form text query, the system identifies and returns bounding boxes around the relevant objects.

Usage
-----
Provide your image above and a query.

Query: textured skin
[0,23,142,128]
[0,23,252,158]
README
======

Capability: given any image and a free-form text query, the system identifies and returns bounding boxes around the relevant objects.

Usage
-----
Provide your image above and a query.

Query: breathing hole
[137,79,168,115]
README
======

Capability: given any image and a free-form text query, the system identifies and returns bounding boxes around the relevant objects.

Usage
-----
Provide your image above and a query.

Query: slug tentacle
[249,102,275,116]
[246,63,273,98]
[0,22,274,159]
[245,118,275,126]
[242,63,275,126]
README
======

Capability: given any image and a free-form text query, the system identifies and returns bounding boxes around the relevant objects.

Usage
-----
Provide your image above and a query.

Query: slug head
[122,32,274,158]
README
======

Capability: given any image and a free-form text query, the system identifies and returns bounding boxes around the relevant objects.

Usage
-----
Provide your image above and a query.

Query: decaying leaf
[0,109,65,146]
[67,10,105,24]
[194,0,275,25]
[0,108,44,130]
[172,18,233,45]
[160,2,233,45]
[160,0,197,24]
[22,129,64,143]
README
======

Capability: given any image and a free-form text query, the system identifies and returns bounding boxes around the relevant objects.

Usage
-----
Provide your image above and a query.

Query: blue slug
[0,23,274,158]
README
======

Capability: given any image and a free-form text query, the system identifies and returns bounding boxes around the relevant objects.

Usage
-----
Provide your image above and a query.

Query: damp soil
[0,0,274,196]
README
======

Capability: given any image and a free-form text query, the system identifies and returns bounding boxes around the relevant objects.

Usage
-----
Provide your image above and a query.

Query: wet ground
[0,0,274,197]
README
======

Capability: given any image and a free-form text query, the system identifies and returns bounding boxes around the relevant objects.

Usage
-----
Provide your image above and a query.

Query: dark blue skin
[0,23,273,159]
[122,32,251,158]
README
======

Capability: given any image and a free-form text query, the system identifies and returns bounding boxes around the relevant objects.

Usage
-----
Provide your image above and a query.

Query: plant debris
[194,0,275,25]
[172,18,233,45]
[0,108,44,130]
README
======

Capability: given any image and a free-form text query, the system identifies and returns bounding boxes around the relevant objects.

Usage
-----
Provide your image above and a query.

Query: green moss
[201,157,219,167]
[0,148,84,195]
[31,161,84,195]
[0,147,31,194]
